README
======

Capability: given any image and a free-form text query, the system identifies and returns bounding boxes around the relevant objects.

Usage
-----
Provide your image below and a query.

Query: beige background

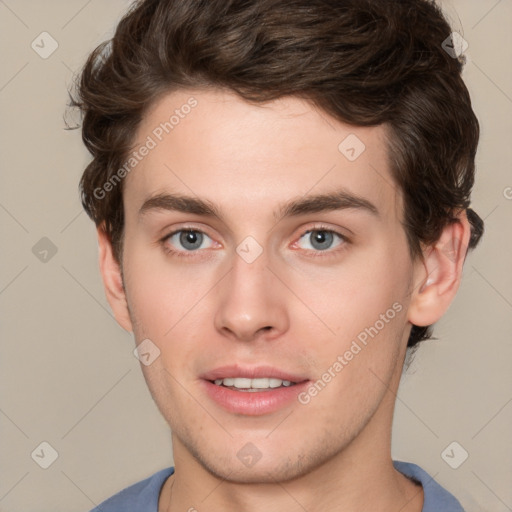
[0,1,511,511]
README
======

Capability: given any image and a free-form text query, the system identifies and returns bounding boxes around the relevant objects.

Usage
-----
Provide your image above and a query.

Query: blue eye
[297,229,345,252]
[160,226,349,259]
[164,229,214,252]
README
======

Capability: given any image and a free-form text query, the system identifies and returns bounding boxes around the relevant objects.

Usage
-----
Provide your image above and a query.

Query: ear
[408,209,471,327]
[97,225,133,332]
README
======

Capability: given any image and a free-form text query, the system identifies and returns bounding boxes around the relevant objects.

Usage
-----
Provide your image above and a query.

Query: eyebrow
[138,189,380,222]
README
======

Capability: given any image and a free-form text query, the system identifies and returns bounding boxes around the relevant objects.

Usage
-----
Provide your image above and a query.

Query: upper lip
[201,365,309,383]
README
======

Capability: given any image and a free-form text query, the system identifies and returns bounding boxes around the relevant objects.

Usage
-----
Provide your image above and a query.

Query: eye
[295,228,347,253]
[160,226,348,258]
[163,229,215,254]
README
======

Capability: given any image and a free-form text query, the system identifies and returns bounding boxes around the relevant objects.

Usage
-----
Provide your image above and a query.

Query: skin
[97,88,471,512]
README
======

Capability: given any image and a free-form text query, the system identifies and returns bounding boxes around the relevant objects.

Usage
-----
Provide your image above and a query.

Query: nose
[213,248,289,342]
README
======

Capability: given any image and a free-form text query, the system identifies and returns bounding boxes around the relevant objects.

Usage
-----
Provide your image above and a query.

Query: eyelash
[159,224,350,259]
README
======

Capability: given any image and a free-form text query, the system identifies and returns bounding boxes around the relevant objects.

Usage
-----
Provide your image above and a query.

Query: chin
[202,456,309,484]
[190,436,341,485]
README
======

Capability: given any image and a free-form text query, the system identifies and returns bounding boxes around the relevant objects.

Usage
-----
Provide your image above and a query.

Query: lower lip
[201,380,310,416]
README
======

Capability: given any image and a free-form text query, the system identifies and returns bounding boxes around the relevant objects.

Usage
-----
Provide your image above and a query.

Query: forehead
[124,88,401,223]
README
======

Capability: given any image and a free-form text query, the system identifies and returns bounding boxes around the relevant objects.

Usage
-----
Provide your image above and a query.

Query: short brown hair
[68,0,484,349]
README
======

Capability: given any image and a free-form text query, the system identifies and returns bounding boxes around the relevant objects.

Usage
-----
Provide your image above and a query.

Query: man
[70,0,483,510]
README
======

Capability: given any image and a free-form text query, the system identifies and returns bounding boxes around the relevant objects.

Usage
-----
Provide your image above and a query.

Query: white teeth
[213,377,295,389]
[233,378,252,389]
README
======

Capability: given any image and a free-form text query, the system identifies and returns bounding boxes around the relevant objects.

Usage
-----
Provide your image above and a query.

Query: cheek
[292,241,411,342]
[123,242,214,337]
[288,244,413,405]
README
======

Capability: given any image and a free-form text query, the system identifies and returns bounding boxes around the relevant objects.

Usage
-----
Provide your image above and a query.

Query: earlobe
[97,225,133,332]
[407,210,471,327]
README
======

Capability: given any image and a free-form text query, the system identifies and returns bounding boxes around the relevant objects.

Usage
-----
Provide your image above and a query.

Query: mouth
[210,377,299,392]
[200,365,310,415]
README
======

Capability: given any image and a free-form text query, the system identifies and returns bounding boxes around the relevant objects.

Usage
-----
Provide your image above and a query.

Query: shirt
[89,460,465,511]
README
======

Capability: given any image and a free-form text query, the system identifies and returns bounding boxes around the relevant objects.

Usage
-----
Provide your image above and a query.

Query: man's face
[119,88,417,482]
